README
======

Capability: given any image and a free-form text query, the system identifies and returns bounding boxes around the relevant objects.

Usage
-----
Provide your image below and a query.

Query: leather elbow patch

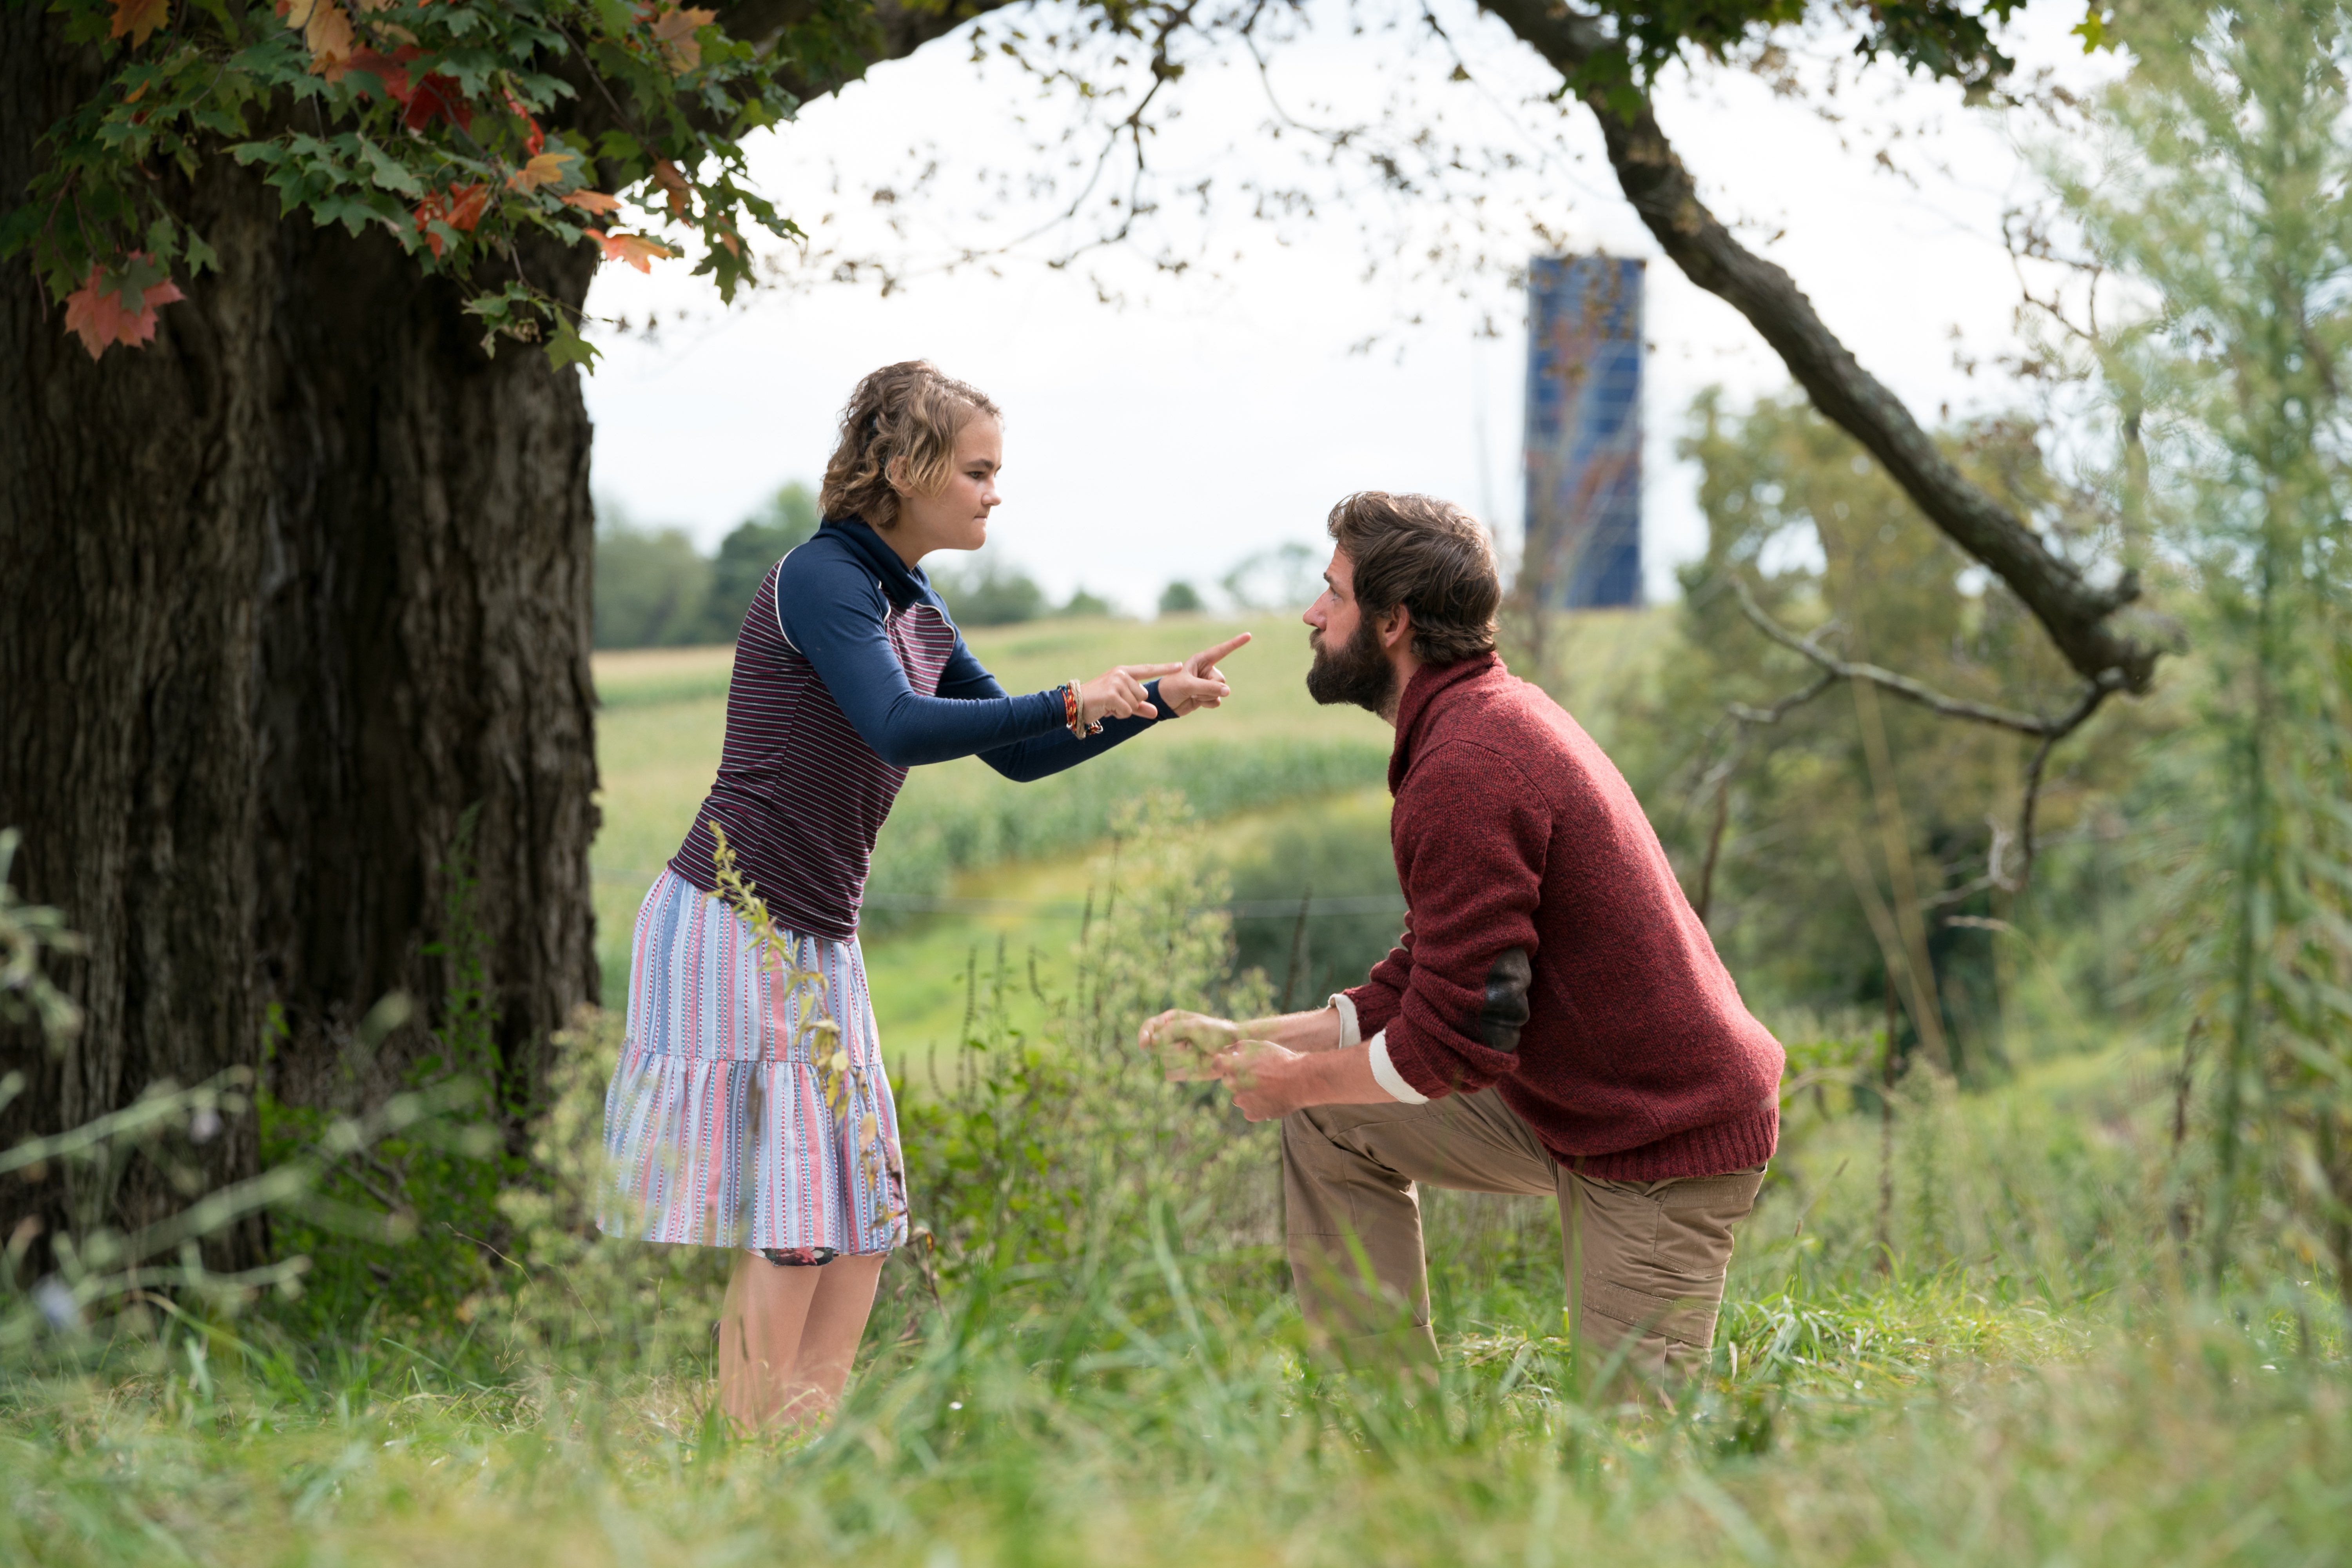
[1477,946,1531,1054]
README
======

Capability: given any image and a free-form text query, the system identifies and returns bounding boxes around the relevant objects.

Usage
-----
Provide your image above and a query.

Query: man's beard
[1305,615,1398,716]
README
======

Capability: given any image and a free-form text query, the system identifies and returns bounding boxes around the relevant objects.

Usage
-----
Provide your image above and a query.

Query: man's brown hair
[820,361,1002,529]
[1327,492,1500,665]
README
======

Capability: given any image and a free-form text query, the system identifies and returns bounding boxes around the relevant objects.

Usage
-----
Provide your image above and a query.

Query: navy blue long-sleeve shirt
[777,522,1167,779]
[666,518,1174,938]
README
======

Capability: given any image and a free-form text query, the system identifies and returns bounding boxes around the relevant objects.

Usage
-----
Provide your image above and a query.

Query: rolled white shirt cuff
[1336,992,1421,1105]
[1330,994,1428,1105]
[1367,1031,1429,1105]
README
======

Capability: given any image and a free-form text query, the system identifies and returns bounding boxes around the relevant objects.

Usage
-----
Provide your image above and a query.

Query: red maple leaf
[561,190,621,215]
[502,87,546,156]
[62,255,185,360]
[109,0,171,47]
[585,230,677,273]
[413,184,490,258]
[401,73,474,133]
[344,45,421,103]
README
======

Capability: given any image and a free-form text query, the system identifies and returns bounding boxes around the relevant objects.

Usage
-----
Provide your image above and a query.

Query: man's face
[1303,548,1397,714]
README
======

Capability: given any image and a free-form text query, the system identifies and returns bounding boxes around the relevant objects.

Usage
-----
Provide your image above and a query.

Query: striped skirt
[598,869,908,1256]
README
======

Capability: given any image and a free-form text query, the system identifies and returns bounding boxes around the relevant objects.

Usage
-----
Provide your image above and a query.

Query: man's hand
[1142,1003,1385,1117]
[1212,1038,1318,1122]
[1156,632,1251,716]
[1139,1009,1239,1081]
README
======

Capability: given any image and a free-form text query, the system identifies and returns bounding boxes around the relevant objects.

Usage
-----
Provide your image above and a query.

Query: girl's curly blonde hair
[818,361,1003,530]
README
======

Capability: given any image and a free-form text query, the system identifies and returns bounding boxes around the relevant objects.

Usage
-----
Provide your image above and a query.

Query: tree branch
[1718,575,2118,904]
[550,0,1012,147]
[1693,660,1835,923]
[1479,0,2163,694]
[1728,577,2072,735]
[1919,814,2013,911]
[2013,676,2115,896]
[1726,666,1836,728]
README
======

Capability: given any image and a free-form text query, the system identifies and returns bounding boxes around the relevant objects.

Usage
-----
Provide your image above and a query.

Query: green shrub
[895,795,1276,1293]
[695,482,820,645]
[1215,789,1403,1012]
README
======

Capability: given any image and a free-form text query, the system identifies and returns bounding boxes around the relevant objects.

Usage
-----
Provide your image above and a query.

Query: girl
[599,361,1247,1428]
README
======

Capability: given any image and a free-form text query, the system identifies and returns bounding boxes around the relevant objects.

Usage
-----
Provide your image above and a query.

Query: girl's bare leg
[715,1250,884,1430]
[718,1250,819,1427]
[775,1253,885,1428]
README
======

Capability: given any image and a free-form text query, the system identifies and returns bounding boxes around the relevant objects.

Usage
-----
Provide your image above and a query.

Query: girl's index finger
[1197,632,1252,664]
[1123,662,1186,678]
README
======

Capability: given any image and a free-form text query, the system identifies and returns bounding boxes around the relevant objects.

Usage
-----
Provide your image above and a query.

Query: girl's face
[890,415,1002,564]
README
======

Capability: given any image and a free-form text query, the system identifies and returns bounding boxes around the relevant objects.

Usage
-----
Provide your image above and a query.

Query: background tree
[593,506,713,650]
[699,478,820,642]
[590,479,1112,651]
[1158,581,1206,617]
[932,558,1051,626]
[1624,390,2167,1074]
[0,0,1005,1262]
[1219,542,1320,613]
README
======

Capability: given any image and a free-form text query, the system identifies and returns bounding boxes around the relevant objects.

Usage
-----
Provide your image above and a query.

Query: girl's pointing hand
[1159,631,1251,716]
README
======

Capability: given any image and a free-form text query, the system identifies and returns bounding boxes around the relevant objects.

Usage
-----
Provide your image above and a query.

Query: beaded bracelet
[1066,676,1103,739]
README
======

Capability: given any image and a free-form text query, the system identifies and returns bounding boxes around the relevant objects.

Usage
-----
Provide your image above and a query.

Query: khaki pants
[1283,1088,1764,1388]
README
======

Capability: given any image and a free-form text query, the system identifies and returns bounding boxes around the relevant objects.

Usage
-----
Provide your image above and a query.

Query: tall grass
[5,789,2348,1566]
[2058,0,2352,1312]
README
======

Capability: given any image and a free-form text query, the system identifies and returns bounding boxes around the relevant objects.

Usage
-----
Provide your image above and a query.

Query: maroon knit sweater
[1346,653,1783,1181]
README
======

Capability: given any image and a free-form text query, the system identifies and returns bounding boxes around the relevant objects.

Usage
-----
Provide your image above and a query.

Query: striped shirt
[666,519,1170,940]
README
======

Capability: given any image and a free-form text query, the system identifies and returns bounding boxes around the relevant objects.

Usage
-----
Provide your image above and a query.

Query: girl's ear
[884,452,912,497]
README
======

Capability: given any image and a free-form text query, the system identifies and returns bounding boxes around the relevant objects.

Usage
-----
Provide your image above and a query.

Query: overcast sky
[578,0,2122,613]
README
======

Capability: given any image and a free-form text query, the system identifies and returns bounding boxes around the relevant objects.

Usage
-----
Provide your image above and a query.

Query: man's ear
[1380,604,1416,653]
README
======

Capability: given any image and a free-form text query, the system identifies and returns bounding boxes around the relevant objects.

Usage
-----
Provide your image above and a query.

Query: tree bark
[1480,0,2164,693]
[1,8,597,1263]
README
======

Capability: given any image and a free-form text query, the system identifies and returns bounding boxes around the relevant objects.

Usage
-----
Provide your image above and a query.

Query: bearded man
[1143,492,1785,1390]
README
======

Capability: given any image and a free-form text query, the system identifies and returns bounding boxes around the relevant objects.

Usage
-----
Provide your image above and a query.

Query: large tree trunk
[0,9,599,1264]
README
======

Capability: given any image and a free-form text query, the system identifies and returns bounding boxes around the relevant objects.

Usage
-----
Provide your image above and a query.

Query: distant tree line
[593,483,1118,649]
[1155,542,1321,621]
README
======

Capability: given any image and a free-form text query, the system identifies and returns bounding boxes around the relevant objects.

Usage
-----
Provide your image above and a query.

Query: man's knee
[1568,1165,1765,1389]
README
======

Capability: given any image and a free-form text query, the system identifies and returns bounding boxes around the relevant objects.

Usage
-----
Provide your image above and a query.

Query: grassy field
[12,605,2345,1567]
